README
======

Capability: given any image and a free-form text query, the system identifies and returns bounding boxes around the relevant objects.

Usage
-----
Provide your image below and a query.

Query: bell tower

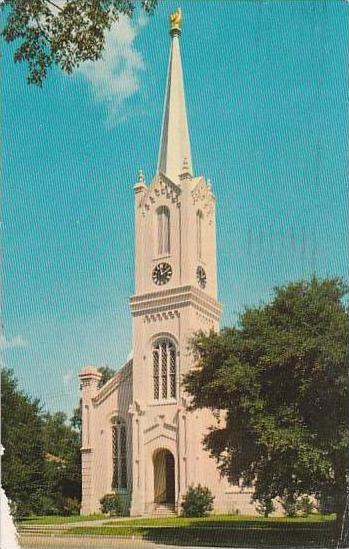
[132,8,219,303]
[129,9,222,516]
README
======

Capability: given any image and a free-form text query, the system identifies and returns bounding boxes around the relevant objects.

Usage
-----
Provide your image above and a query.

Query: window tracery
[153,339,177,401]
[157,206,170,256]
[111,417,127,491]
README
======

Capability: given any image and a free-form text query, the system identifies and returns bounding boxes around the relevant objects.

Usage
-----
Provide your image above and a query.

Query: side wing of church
[79,10,255,517]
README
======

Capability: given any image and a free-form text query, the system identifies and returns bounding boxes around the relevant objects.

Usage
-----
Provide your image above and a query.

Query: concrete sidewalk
[20,535,327,549]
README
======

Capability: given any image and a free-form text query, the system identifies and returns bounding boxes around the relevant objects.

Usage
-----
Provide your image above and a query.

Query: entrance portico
[153,448,175,507]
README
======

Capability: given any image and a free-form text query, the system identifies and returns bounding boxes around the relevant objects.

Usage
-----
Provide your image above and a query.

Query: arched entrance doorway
[153,449,175,505]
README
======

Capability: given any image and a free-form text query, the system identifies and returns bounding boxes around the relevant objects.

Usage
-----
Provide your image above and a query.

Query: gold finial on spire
[137,169,145,184]
[169,7,182,35]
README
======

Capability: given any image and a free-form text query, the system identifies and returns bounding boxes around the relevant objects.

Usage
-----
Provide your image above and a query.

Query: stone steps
[153,504,177,516]
[18,526,63,536]
[18,523,76,534]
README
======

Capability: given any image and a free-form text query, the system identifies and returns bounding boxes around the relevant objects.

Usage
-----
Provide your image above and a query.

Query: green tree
[1,368,84,516]
[184,277,348,534]
[98,366,115,389]
[70,400,82,432]
[42,411,81,514]
[1,0,158,86]
[97,365,115,388]
[1,368,45,517]
[70,365,115,432]
[255,496,275,518]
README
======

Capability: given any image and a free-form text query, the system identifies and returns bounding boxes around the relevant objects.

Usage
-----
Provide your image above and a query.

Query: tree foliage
[255,496,275,518]
[1,368,45,517]
[184,277,348,529]
[70,400,82,432]
[70,365,115,432]
[42,411,81,514]
[98,365,115,388]
[1,368,82,516]
[1,0,158,86]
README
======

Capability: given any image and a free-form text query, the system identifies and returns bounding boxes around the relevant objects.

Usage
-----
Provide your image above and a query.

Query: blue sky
[3,1,348,416]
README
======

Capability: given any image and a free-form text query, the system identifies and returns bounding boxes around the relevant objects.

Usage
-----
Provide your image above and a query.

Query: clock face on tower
[152,262,173,286]
[196,266,207,289]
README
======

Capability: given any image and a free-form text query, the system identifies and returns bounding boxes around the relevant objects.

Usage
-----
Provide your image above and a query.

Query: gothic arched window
[111,417,128,491]
[196,210,203,260]
[153,339,176,401]
[157,206,170,256]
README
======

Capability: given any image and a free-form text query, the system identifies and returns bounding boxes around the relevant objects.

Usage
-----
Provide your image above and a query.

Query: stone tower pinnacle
[157,8,193,183]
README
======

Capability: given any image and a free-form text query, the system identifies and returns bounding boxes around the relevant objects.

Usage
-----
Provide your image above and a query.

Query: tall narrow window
[153,348,160,400]
[157,206,170,256]
[120,425,127,490]
[169,347,176,398]
[111,418,128,491]
[153,339,177,401]
[161,341,168,399]
[112,423,119,489]
[196,210,203,260]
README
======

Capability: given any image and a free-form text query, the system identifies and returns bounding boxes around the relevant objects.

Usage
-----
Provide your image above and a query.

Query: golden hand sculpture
[169,8,182,31]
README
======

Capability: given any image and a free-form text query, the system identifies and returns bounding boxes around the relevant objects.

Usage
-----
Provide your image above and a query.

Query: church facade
[79,11,254,517]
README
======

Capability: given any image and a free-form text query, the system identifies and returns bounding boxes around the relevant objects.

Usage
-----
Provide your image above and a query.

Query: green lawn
[19,513,104,525]
[21,512,335,527]
[66,514,337,548]
[104,512,335,527]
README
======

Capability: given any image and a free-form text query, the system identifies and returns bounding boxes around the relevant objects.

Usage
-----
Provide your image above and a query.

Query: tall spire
[157,8,193,183]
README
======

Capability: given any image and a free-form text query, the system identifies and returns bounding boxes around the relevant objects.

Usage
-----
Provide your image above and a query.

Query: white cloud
[63,370,74,386]
[78,14,147,125]
[0,335,28,350]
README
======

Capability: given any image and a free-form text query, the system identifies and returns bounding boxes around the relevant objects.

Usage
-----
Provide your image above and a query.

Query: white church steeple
[80,11,239,520]
[157,8,193,183]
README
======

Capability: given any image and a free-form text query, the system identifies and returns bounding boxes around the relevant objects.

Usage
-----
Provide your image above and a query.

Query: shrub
[297,495,314,517]
[281,494,299,517]
[181,484,214,517]
[100,493,123,516]
[62,497,81,516]
[35,494,60,517]
[256,497,275,518]
[280,494,315,518]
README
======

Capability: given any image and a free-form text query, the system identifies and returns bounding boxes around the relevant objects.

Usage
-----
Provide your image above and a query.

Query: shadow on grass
[19,514,104,525]
[66,517,338,548]
[142,520,337,548]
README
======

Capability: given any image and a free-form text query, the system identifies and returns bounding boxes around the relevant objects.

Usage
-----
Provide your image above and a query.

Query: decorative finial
[134,169,146,192]
[137,169,145,184]
[180,156,192,181]
[169,7,182,36]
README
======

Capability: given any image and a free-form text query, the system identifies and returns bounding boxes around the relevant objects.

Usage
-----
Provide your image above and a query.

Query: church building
[79,9,254,517]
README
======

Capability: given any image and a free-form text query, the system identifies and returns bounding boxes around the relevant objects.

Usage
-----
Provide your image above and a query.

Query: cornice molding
[92,360,133,406]
[130,285,222,321]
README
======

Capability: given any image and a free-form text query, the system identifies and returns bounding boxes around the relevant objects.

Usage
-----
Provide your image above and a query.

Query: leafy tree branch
[184,277,349,538]
[1,0,158,85]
